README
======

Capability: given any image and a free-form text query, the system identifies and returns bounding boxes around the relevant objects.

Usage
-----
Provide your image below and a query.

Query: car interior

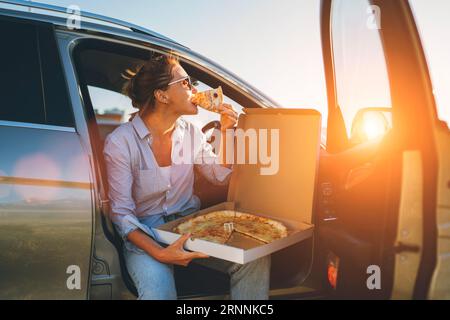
[73,39,318,299]
[73,33,405,300]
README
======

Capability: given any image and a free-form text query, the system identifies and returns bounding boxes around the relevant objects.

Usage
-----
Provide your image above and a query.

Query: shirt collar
[131,113,150,140]
[132,113,186,143]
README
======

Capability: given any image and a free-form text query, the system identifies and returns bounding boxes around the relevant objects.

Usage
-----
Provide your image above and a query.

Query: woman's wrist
[151,246,167,262]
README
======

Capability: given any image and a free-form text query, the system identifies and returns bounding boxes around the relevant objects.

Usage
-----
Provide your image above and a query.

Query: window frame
[0,16,75,129]
[71,38,262,130]
[331,0,393,140]
[323,0,394,153]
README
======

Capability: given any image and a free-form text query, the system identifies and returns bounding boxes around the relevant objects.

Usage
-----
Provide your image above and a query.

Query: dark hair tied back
[122,53,179,120]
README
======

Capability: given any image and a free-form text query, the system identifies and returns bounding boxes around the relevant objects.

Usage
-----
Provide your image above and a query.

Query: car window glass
[0,19,74,127]
[38,27,74,127]
[89,86,136,124]
[0,20,45,125]
[331,0,392,145]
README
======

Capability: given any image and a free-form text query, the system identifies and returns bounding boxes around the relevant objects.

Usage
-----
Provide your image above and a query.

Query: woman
[103,54,270,300]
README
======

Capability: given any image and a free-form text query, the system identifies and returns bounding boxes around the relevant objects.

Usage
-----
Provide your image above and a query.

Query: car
[0,0,448,300]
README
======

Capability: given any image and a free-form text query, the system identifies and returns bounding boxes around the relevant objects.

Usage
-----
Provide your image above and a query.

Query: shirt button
[167,184,171,188]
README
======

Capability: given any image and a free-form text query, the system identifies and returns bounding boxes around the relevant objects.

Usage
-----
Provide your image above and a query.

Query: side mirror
[350,107,391,144]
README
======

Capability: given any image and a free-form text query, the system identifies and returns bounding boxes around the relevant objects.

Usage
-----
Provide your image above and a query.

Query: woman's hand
[156,233,209,266]
[219,103,238,131]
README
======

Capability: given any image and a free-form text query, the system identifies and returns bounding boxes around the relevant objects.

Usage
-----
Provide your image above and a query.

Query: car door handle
[393,241,420,253]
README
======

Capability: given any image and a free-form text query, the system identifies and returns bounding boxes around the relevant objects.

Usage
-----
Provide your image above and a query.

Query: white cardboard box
[152,108,321,264]
[152,201,314,264]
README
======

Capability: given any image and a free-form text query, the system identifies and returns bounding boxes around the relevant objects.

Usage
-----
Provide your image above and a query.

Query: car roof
[0,0,185,47]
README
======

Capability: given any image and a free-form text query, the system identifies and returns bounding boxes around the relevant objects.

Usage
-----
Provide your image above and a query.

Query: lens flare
[0,170,12,199]
[13,153,61,202]
[361,112,388,140]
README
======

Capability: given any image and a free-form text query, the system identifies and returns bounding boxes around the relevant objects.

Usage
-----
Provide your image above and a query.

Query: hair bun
[121,53,179,117]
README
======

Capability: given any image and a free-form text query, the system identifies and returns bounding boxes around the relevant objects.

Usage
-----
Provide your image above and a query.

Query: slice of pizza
[173,210,235,244]
[191,86,223,113]
[233,212,288,244]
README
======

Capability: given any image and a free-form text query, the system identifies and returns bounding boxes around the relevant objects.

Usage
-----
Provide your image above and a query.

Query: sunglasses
[167,76,193,90]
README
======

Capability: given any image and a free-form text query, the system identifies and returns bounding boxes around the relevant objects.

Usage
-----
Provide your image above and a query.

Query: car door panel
[316,0,442,300]
[315,136,397,298]
[0,125,93,299]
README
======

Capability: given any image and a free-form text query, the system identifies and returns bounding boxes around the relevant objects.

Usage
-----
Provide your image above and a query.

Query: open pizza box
[151,108,321,264]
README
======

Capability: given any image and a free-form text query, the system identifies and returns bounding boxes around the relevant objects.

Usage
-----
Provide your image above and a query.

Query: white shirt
[159,165,171,183]
[103,113,232,251]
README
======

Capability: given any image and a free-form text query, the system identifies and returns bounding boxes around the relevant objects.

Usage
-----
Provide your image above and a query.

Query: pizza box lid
[227,108,321,225]
[152,201,314,264]
[150,108,321,264]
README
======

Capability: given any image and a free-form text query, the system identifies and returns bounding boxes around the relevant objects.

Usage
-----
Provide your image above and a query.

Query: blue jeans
[124,213,271,300]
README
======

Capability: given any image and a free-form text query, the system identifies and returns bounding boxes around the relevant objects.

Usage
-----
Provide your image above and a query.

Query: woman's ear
[154,89,169,104]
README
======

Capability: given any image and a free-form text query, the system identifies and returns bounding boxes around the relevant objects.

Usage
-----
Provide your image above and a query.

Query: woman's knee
[126,251,177,300]
[229,255,271,280]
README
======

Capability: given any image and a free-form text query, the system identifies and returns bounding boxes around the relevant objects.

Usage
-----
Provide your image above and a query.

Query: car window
[0,19,74,127]
[0,19,44,125]
[76,47,244,135]
[38,26,75,128]
[331,0,392,145]
[88,77,244,135]
[89,86,136,124]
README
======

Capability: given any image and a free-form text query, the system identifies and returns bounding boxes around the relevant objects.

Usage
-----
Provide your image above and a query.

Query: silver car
[0,0,448,299]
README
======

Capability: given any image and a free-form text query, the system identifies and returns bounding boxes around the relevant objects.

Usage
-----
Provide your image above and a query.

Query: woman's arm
[104,135,207,266]
[193,103,238,185]
[127,230,208,266]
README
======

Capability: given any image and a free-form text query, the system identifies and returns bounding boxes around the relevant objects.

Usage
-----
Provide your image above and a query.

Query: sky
[410,0,450,124]
[25,0,328,120]
[12,0,450,127]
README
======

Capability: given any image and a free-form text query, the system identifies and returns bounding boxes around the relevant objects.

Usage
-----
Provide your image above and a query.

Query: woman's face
[164,64,198,115]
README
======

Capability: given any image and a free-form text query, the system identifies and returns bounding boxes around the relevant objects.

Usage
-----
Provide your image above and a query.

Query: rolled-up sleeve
[103,136,155,241]
[194,129,233,186]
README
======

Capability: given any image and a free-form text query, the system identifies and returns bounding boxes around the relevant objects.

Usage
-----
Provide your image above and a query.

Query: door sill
[182,286,325,300]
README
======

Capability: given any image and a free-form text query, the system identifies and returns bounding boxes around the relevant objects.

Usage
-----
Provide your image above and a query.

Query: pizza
[174,210,235,244]
[191,86,223,113]
[231,212,288,244]
[173,210,288,245]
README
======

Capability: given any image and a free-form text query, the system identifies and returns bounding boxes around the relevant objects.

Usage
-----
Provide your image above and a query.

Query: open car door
[317,0,443,299]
